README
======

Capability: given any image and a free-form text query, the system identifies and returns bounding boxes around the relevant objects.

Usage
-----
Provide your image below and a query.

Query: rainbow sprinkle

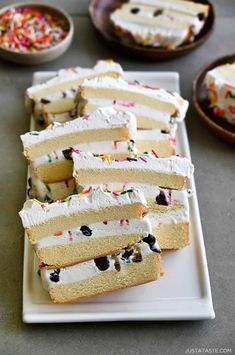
[82,186,93,194]
[47,154,52,163]
[68,230,73,242]
[100,154,112,165]
[120,219,129,226]
[46,184,51,193]
[151,149,159,158]
[0,7,69,53]
[139,156,147,163]
[126,157,138,162]
[29,131,39,135]
[53,231,62,237]
[168,191,172,205]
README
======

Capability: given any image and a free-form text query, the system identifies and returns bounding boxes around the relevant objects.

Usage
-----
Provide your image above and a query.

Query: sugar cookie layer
[136,126,176,157]
[19,187,148,242]
[21,107,137,160]
[79,76,189,128]
[73,152,194,190]
[35,217,154,267]
[40,241,162,303]
[27,175,76,202]
[77,182,190,249]
[35,217,152,249]
[25,60,123,106]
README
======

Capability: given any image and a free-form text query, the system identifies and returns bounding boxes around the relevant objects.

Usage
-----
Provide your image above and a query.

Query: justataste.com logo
[185,349,232,354]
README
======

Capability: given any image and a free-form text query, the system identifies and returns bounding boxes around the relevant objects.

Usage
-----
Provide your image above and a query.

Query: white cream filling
[204,64,235,124]
[42,87,77,101]
[79,182,188,203]
[34,217,152,249]
[27,68,93,98]
[81,77,189,120]
[136,124,177,141]
[112,15,188,48]
[33,88,77,113]
[119,4,203,34]
[19,186,147,228]
[110,0,208,47]
[78,182,189,226]
[129,0,209,17]
[149,207,189,226]
[82,98,174,124]
[205,64,235,87]
[26,60,123,98]
[137,128,171,142]
[72,152,194,178]
[41,112,76,124]
[21,107,137,149]
[28,170,75,202]
[40,241,153,290]
[31,141,136,167]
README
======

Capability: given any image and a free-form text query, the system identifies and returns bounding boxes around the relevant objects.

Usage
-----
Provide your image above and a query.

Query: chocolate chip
[36,115,45,127]
[132,253,142,263]
[49,269,60,283]
[28,177,32,187]
[62,91,67,98]
[114,260,121,272]
[143,234,156,246]
[69,110,76,118]
[187,189,193,197]
[80,225,92,237]
[62,147,73,160]
[44,195,53,204]
[50,273,59,282]
[130,7,140,14]
[122,249,133,259]
[143,234,161,253]
[151,245,161,254]
[40,98,51,104]
[94,257,110,271]
[198,12,205,21]
[153,9,163,17]
[156,191,168,206]
[27,188,32,198]
[161,129,170,134]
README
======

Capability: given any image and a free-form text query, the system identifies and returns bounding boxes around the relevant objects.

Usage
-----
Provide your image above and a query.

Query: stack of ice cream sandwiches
[110,0,209,49]
[20,187,163,303]
[19,60,194,303]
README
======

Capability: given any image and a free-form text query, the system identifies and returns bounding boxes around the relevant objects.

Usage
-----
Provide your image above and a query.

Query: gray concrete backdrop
[0,0,234,354]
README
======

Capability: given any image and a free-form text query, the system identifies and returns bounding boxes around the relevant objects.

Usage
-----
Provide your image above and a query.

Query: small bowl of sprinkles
[0,2,74,64]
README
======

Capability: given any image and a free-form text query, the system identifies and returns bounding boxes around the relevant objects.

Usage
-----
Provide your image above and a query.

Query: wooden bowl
[193,53,235,145]
[89,0,215,61]
[0,2,74,65]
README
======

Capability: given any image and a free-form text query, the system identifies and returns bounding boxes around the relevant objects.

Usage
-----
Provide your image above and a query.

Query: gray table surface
[0,0,234,354]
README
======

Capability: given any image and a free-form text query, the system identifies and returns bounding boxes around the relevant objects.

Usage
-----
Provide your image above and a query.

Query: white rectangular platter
[23,71,215,323]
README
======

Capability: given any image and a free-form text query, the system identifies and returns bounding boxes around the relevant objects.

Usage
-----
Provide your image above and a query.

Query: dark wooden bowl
[193,53,235,145]
[89,0,215,61]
